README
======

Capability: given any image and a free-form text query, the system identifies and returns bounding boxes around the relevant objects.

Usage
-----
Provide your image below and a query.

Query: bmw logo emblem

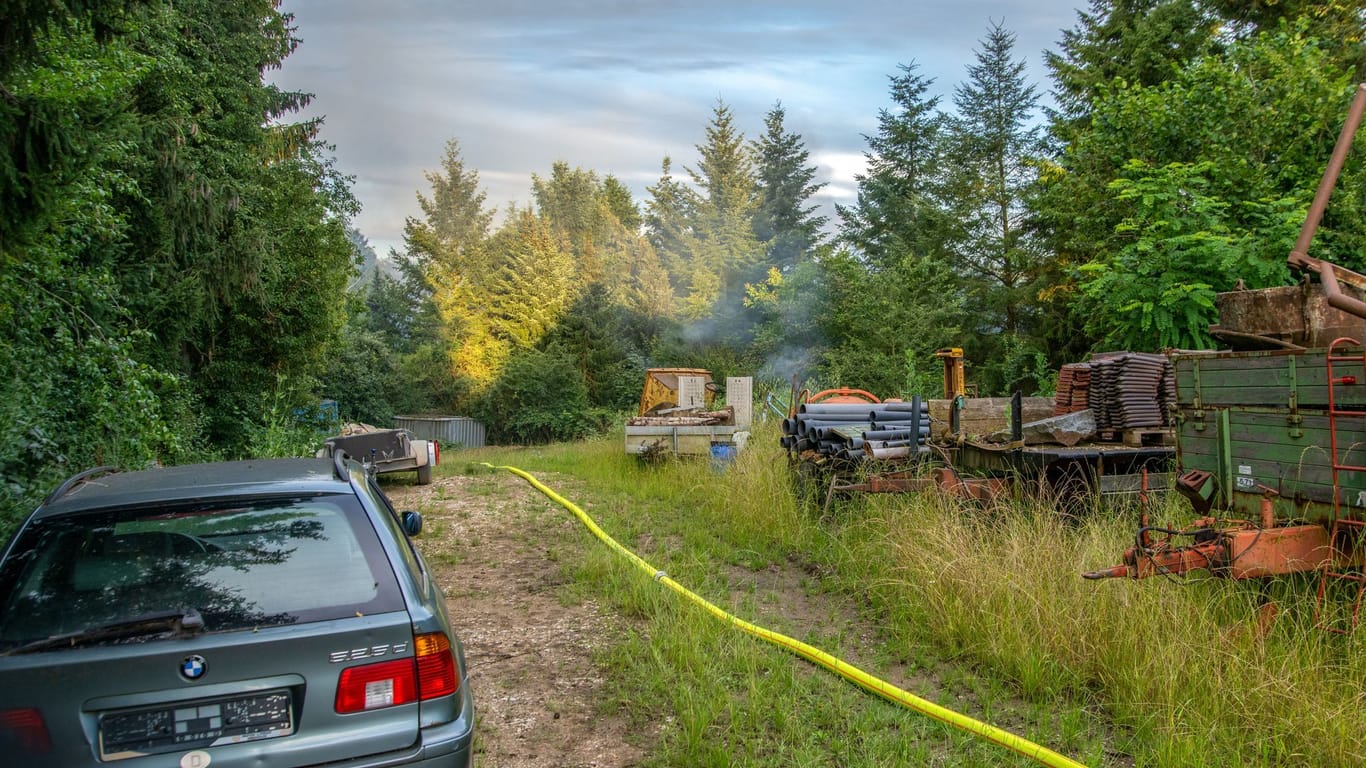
[181,655,207,680]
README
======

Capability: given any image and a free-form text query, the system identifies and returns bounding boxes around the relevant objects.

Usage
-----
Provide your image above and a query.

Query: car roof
[33,458,359,519]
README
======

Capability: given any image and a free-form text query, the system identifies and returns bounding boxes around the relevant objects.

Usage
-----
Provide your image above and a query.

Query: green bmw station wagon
[0,457,473,767]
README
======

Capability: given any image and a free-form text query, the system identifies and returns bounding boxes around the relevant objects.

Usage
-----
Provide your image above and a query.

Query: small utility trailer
[318,425,439,484]
[624,373,752,459]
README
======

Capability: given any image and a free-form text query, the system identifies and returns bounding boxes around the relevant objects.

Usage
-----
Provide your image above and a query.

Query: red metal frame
[791,386,881,418]
[1316,337,1366,632]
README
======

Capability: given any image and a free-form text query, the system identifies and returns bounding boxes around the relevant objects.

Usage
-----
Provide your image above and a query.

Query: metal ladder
[1316,337,1366,632]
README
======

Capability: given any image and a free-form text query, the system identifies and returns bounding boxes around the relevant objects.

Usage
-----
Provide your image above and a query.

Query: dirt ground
[388,472,647,768]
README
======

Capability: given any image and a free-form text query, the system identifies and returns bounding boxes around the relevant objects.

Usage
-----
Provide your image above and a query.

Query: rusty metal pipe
[1081,564,1132,580]
[1287,84,1366,319]
[1301,258,1366,320]
[1289,83,1366,268]
[1138,468,1151,549]
[1082,540,1222,580]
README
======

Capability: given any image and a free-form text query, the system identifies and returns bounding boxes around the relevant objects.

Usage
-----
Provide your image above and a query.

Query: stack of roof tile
[1053,363,1093,416]
[1090,357,1118,429]
[1082,352,1176,430]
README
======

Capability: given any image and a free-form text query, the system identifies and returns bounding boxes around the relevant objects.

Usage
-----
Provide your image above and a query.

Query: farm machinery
[782,351,1177,513]
[1082,83,1366,630]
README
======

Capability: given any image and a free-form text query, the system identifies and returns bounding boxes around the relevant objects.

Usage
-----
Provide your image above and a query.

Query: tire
[417,463,433,485]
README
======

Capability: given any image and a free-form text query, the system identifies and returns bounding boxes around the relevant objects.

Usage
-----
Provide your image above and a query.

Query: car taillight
[414,631,457,700]
[335,658,417,714]
[431,440,440,467]
[0,708,51,754]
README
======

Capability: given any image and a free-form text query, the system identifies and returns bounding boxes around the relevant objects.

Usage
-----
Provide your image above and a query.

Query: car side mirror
[401,510,423,536]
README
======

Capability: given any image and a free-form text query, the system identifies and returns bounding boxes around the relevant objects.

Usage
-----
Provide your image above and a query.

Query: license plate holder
[99,689,294,761]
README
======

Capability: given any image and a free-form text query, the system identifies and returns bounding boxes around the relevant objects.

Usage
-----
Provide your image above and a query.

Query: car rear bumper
[416,683,475,767]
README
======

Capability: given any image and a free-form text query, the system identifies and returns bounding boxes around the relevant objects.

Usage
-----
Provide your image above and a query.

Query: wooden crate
[927,396,1054,439]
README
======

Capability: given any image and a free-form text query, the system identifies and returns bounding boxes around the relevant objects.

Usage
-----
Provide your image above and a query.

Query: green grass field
[452,423,1366,767]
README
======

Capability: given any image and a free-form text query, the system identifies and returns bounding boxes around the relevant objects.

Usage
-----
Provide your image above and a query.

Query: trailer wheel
[1045,461,1094,521]
[417,463,433,485]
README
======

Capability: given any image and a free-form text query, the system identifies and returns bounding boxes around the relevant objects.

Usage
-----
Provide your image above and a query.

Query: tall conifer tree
[751,102,827,272]
[948,21,1043,339]
[1045,0,1213,132]
[685,101,763,318]
[644,156,696,293]
[836,62,950,269]
[404,141,500,400]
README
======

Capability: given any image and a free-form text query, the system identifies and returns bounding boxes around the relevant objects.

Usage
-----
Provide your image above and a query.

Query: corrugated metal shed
[394,415,486,448]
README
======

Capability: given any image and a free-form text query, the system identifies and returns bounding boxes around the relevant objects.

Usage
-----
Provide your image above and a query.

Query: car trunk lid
[1,613,419,767]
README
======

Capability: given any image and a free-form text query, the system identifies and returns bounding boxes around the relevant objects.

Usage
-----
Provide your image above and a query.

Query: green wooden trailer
[1173,345,1366,523]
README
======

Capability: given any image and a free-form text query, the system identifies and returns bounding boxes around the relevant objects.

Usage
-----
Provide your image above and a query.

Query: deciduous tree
[1050,26,1363,351]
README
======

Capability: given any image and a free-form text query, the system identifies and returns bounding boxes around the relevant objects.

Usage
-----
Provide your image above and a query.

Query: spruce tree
[407,140,494,273]
[644,156,696,293]
[827,62,965,397]
[1045,0,1213,131]
[404,140,498,403]
[751,102,827,272]
[602,175,642,232]
[948,21,1043,338]
[686,100,763,316]
[836,62,950,269]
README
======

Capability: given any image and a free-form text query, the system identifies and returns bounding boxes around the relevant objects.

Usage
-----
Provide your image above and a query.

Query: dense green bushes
[1,2,356,535]
[475,348,606,444]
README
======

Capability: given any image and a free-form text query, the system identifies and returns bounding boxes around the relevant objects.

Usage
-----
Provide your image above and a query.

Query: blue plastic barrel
[710,443,737,469]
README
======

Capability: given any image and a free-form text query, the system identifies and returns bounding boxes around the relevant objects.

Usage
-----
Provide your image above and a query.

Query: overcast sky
[271,1,1085,257]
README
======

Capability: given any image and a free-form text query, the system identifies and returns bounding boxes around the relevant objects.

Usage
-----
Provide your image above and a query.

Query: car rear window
[0,494,405,649]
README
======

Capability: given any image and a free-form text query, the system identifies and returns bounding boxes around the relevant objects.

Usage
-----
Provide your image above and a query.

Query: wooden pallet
[1121,427,1175,447]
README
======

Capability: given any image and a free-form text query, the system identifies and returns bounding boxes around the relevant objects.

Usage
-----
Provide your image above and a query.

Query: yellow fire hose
[485,463,1089,768]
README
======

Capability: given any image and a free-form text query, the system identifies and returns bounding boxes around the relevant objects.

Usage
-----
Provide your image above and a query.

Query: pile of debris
[781,399,931,462]
[1054,352,1176,430]
[626,405,736,427]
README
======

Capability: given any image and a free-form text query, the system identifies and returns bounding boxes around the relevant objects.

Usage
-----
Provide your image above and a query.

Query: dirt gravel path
[386,472,646,768]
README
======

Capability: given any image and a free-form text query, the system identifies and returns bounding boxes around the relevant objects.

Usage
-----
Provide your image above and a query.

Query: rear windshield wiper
[1,608,204,656]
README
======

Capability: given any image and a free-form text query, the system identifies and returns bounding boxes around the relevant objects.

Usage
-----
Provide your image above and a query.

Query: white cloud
[813,151,868,188]
[275,0,1081,248]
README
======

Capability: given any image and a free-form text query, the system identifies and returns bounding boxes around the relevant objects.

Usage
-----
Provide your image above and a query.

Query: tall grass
[829,481,1366,767]
[456,422,1366,766]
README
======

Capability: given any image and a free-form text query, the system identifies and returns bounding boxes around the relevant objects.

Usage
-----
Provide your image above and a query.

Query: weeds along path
[387,472,648,768]
[389,462,1124,767]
